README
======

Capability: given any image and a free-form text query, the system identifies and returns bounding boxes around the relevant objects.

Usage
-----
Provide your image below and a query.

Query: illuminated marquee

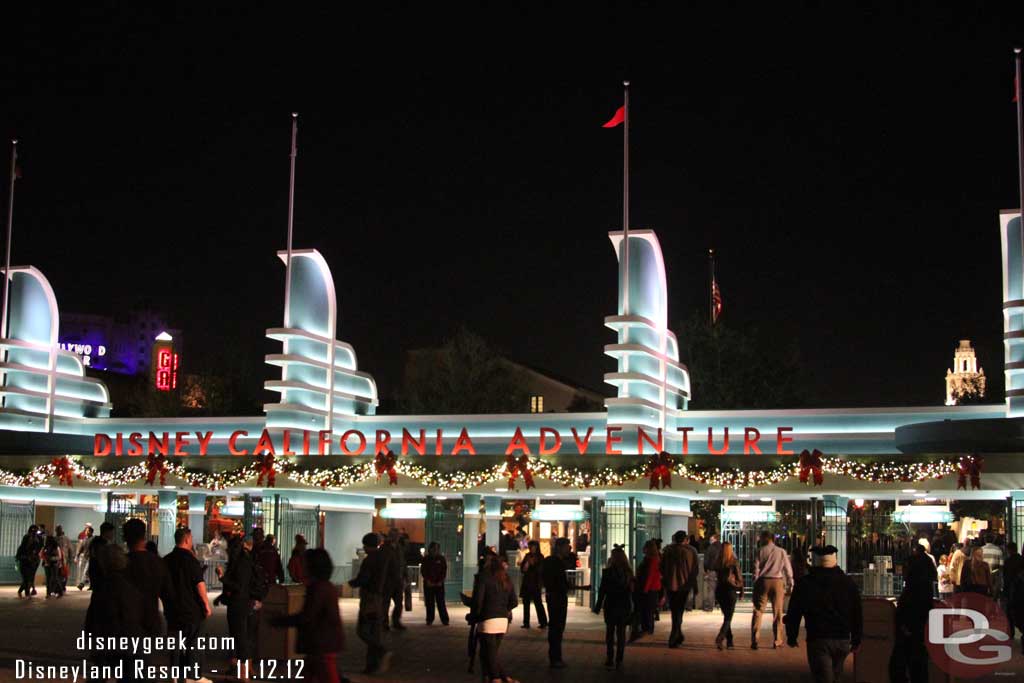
[151,331,179,392]
[93,425,796,457]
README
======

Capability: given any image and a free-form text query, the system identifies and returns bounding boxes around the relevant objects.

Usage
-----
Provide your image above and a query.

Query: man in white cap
[784,545,863,683]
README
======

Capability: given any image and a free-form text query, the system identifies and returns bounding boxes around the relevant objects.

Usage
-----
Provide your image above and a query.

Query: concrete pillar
[823,495,849,571]
[157,490,178,556]
[484,496,502,552]
[1000,211,1024,415]
[187,493,206,542]
[463,494,481,592]
[323,510,373,583]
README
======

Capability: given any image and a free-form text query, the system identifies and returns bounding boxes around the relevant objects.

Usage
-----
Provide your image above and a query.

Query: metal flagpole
[1,140,17,341]
[283,113,298,327]
[1015,49,1023,254]
[623,81,630,315]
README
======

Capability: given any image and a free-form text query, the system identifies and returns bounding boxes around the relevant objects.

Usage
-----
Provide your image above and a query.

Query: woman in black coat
[518,540,547,629]
[593,546,635,670]
[217,535,257,679]
[16,525,42,597]
[471,553,520,683]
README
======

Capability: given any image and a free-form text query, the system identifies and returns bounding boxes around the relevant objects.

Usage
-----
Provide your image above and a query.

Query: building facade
[1,213,1023,599]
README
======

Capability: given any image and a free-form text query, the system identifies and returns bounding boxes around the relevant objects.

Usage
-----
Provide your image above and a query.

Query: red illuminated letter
[318,430,331,455]
[776,427,794,456]
[539,428,562,455]
[402,429,426,456]
[148,432,169,456]
[638,427,663,454]
[229,430,249,456]
[196,431,213,456]
[253,429,276,456]
[505,427,531,456]
[174,431,191,456]
[571,427,593,454]
[94,434,111,457]
[743,428,762,455]
[707,428,730,455]
[606,427,623,455]
[281,430,296,456]
[375,430,392,456]
[340,430,367,456]
[452,428,477,456]
[128,433,143,457]
[676,427,693,455]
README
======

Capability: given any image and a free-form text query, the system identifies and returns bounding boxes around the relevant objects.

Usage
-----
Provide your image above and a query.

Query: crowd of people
[13,518,1024,683]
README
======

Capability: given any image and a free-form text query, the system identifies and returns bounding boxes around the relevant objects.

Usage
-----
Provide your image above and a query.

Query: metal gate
[592,499,628,607]
[105,496,160,545]
[0,500,34,583]
[632,501,662,569]
[425,497,464,599]
[721,500,815,589]
[254,495,322,562]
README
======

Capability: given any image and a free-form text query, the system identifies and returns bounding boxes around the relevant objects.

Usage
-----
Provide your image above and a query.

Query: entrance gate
[254,495,322,562]
[105,495,163,545]
[632,501,662,568]
[0,500,34,583]
[425,497,464,599]
[721,500,815,589]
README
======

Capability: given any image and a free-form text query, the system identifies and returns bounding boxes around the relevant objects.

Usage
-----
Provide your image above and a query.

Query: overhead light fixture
[380,502,427,519]
[737,493,750,498]
[163,485,176,490]
[155,331,173,341]
[902,489,916,494]
[708,489,722,493]
[759,497,772,502]
[494,488,507,493]
[913,493,927,498]
[853,499,865,508]
[532,505,585,521]
[544,493,556,497]
[435,496,448,501]
[38,484,51,489]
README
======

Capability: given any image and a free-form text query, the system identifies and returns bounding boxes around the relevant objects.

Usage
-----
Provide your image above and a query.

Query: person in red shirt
[288,534,308,585]
[630,540,662,640]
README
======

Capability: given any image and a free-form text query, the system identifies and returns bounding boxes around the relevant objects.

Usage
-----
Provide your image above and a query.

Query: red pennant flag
[602,106,625,128]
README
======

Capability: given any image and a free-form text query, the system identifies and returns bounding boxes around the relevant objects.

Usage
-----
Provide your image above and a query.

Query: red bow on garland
[647,451,673,490]
[145,453,169,486]
[505,454,535,491]
[957,455,983,490]
[51,457,75,487]
[798,449,824,486]
[256,453,276,488]
[375,451,398,486]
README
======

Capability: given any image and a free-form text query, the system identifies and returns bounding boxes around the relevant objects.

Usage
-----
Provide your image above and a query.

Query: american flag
[712,278,723,323]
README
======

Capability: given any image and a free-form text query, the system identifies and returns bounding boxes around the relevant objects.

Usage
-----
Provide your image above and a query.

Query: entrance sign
[92,426,796,457]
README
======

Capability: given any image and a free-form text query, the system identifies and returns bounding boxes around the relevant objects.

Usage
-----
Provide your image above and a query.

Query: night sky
[2,5,1022,408]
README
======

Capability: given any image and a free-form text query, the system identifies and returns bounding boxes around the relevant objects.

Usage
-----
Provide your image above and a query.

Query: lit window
[530,395,544,413]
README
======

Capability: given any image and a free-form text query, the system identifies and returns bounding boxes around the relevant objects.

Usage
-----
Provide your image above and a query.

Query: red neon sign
[155,348,179,392]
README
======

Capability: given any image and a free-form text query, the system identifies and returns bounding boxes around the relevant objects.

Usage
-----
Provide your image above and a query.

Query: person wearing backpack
[41,535,65,598]
[217,534,259,680]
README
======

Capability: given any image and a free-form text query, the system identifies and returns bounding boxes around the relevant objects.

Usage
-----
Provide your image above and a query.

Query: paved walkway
[0,587,1020,682]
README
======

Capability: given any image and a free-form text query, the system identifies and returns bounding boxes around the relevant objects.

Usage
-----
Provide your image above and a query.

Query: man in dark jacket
[661,530,699,647]
[420,542,450,626]
[123,518,173,637]
[785,545,863,683]
[350,532,392,674]
[382,529,406,630]
[542,537,573,668]
[519,540,547,629]
[164,527,213,683]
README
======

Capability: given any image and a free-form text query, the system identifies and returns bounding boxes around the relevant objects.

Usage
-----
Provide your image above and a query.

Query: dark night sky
[2,4,1022,408]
